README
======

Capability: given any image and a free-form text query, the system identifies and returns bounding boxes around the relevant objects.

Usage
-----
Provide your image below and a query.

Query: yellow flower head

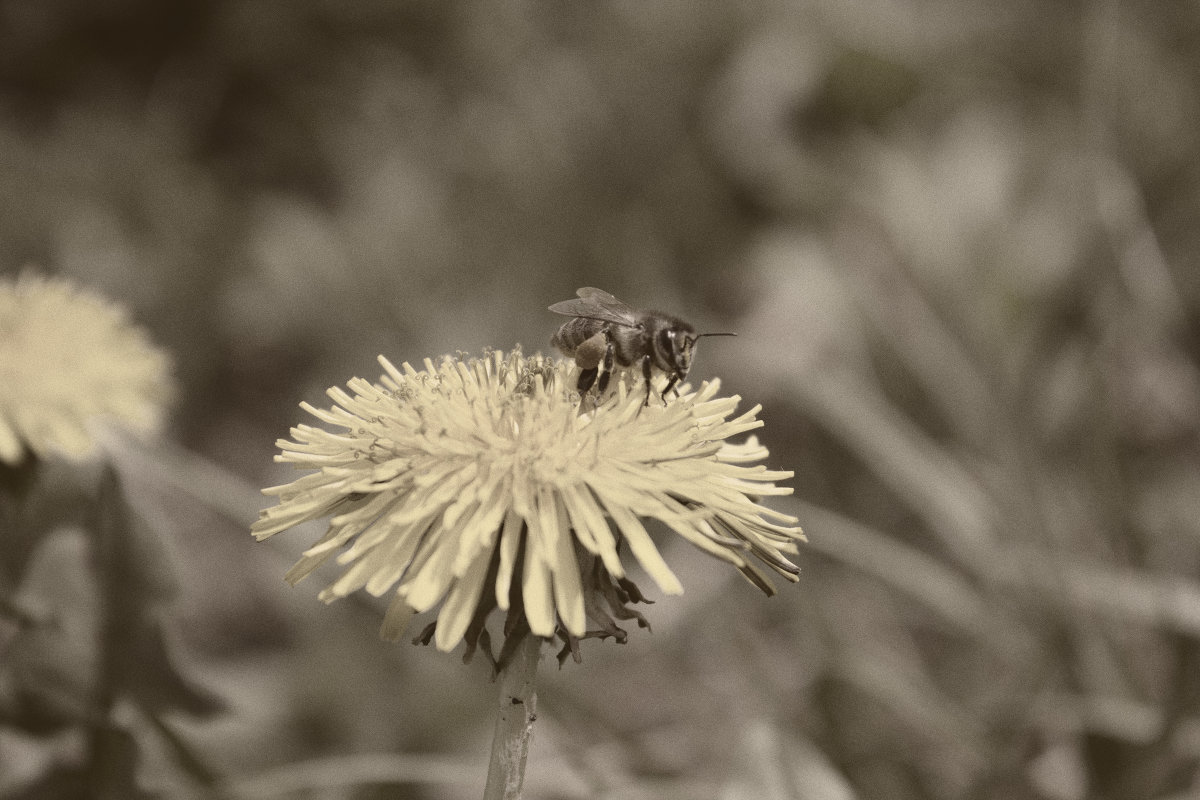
[253,349,803,665]
[0,272,173,464]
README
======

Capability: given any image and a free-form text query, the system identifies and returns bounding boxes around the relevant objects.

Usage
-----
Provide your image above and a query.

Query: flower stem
[483,633,542,800]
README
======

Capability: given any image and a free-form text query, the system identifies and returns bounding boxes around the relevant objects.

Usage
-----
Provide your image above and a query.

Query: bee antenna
[697,332,737,338]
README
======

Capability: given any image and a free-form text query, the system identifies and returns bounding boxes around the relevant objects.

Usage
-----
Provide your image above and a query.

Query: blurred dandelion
[0,271,173,465]
[253,348,804,665]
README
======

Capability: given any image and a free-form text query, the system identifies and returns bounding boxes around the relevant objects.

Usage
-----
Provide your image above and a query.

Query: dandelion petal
[435,551,494,651]
[522,549,557,637]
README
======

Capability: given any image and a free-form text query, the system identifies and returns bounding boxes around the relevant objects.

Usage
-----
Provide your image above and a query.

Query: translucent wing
[547,287,639,326]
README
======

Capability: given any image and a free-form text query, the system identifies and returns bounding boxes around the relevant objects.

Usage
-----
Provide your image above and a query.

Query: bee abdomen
[552,317,602,353]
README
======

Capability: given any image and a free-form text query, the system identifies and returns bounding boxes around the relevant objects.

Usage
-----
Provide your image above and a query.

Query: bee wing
[547,287,639,326]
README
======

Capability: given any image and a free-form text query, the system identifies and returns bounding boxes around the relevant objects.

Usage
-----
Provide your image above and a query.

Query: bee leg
[660,374,679,404]
[641,355,653,406]
[595,337,617,395]
[577,367,599,395]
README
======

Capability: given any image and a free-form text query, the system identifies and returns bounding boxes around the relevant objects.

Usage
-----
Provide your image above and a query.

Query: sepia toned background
[3,1,1200,798]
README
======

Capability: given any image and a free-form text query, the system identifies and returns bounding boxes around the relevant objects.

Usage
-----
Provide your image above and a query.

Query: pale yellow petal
[495,509,524,610]
[543,489,585,636]
[434,549,494,651]
[560,483,624,577]
[596,491,683,596]
[522,548,556,637]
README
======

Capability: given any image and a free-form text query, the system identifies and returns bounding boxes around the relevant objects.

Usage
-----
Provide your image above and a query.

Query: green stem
[483,633,542,800]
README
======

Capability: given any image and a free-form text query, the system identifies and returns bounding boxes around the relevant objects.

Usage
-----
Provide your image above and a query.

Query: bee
[548,287,735,405]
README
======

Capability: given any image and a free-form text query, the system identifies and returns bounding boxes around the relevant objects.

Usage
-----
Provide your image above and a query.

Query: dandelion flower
[253,349,803,664]
[0,272,173,465]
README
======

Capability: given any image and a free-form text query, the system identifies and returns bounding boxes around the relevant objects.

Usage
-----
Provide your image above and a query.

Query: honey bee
[549,287,734,405]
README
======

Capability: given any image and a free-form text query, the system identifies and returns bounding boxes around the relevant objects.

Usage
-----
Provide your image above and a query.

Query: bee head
[657,324,737,382]
[653,320,699,379]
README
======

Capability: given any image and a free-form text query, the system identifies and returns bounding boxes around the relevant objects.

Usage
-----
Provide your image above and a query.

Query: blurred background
[3,0,1200,798]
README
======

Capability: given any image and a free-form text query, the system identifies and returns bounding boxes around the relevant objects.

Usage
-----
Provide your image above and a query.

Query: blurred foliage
[2,1,1200,799]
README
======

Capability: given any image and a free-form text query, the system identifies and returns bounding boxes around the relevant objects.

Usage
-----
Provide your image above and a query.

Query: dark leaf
[90,466,223,718]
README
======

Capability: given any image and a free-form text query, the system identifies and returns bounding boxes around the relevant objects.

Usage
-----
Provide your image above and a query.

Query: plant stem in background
[483,634,542,800]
